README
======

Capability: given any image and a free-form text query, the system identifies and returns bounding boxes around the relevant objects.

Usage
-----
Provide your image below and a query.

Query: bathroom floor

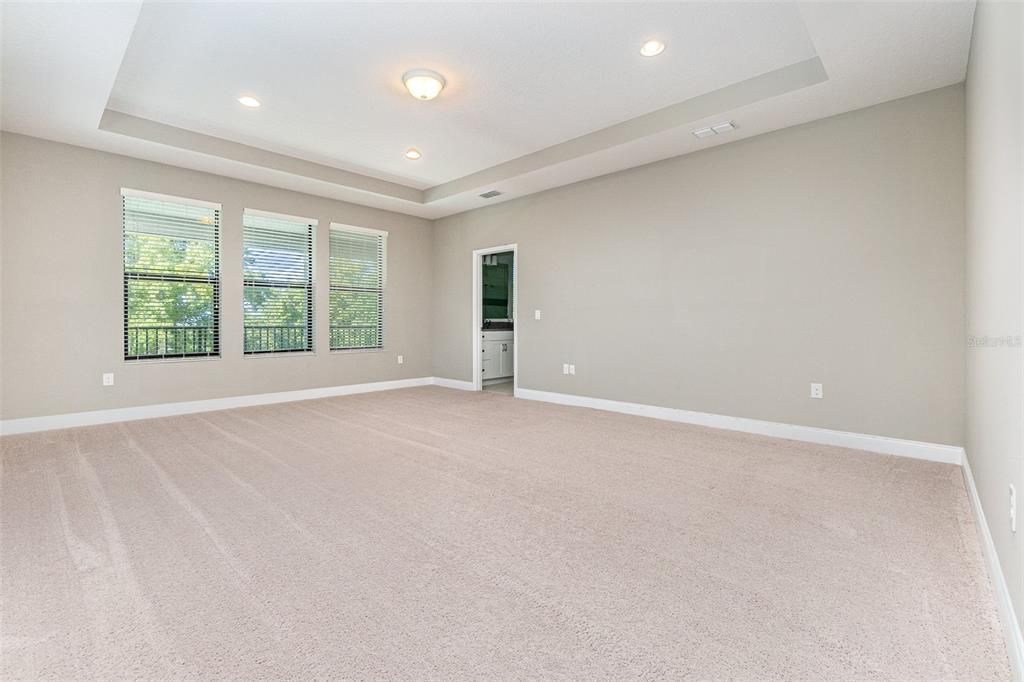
[482,379,514,396]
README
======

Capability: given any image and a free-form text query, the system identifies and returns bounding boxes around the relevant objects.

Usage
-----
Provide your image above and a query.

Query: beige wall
[0,133,433,419]
[433,85,966,446]
[1,88,971,448]
[965,0,1024,628]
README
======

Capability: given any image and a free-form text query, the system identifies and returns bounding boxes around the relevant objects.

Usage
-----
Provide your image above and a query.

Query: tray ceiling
[1,2,975,219]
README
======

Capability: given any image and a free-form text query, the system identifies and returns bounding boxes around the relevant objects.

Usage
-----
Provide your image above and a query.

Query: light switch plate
[397,355,404,365]
[534,309,541,320]
[562,363,569,375]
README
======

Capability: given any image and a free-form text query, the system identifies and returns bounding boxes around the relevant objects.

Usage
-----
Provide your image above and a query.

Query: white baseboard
[2,379,967,466]
[963,455,1024,680]
[0,377,436,436]
[514,387,964,465]
[432,377,476,391]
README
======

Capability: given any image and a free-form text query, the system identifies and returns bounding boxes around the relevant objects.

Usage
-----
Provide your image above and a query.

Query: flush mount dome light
[640,39,665,57]
[402,69,446,100]
[405,148,422,160]
[237,95,261,108]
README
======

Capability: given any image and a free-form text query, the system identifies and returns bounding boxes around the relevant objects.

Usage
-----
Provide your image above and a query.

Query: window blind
[243,210,315,354]
[329,224,386,350]
[122,190,220,360]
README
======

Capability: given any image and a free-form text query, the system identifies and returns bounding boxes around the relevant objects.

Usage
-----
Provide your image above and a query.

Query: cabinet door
[481,340,501,377]
[499,341,515,377]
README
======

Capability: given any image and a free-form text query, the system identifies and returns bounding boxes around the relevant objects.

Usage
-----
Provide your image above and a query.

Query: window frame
[329,223,388,353]
[242,208,317,356]
[121,188,222,362]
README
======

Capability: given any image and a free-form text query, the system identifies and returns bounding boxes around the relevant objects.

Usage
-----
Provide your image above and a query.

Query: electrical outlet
[102,373,114,387]
[562,363,569,375]
[569,364,576,375]
[534,309,542,320]
[1011,485,1017,533]
[397,355,404,365]
[810,383,823,399]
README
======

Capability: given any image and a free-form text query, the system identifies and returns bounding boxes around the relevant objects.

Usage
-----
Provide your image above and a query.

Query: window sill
[124,355,220,365]
[243,350,317,359]
[330,347,386,355]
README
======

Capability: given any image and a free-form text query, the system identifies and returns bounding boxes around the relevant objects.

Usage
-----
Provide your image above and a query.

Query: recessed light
[402,69,446,101]
[404,148,422,160]
[640,40,665,57]
[237,96,261,108]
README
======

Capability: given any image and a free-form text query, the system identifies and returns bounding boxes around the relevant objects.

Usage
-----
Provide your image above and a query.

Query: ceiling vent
[692,121,737,139]
[479,190,502,199]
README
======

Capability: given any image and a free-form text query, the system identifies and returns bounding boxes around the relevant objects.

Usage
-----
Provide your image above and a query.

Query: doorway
[472,244,517,395]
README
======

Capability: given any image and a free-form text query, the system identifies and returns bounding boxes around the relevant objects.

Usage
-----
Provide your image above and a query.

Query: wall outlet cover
[562,363,569,375]
[397,355,404,365]
[102,373,114,387]
[810,383,823,399]
[569,364,576,375]
[534,309,542,320]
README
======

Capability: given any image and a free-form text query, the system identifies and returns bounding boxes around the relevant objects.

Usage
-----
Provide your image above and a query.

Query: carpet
[0,386,1009,679]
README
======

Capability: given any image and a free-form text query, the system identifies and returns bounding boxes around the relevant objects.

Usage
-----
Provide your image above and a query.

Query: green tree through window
[122,192,220,360]
[330,225,386,350]
[243,211,315,353]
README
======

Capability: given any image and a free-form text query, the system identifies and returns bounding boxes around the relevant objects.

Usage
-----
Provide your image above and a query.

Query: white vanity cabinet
[499,340,515,377]
[481,331,514,380]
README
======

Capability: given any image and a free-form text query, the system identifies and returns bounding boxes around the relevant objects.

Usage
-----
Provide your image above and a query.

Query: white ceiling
[1,1,976,219]
[109,2,818,187]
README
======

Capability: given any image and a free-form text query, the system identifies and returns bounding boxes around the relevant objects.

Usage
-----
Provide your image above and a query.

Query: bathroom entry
[472,245,517,395]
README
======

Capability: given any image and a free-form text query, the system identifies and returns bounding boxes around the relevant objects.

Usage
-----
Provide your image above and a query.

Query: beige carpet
[1,386,1008,680]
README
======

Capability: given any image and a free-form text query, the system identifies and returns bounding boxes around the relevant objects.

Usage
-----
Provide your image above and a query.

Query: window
[243,210,315,354]
[122,189,220,360]
[329,224,386,350]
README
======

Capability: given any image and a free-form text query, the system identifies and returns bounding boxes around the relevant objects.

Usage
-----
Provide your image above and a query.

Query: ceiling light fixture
[402,69,446,101]
[404,148,422,160]
[237,96,261,108]
[640,40,665,57]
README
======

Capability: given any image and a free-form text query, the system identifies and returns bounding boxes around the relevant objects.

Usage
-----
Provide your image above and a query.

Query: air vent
[479,190,502,199]
[692,121,737,139]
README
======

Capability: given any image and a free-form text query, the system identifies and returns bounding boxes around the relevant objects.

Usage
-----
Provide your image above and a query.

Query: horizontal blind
[329,225,386,350]
[243,210,315,354]
[122,191,220,360]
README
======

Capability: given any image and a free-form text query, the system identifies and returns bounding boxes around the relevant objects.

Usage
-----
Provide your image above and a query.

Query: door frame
[472,243,518,392]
